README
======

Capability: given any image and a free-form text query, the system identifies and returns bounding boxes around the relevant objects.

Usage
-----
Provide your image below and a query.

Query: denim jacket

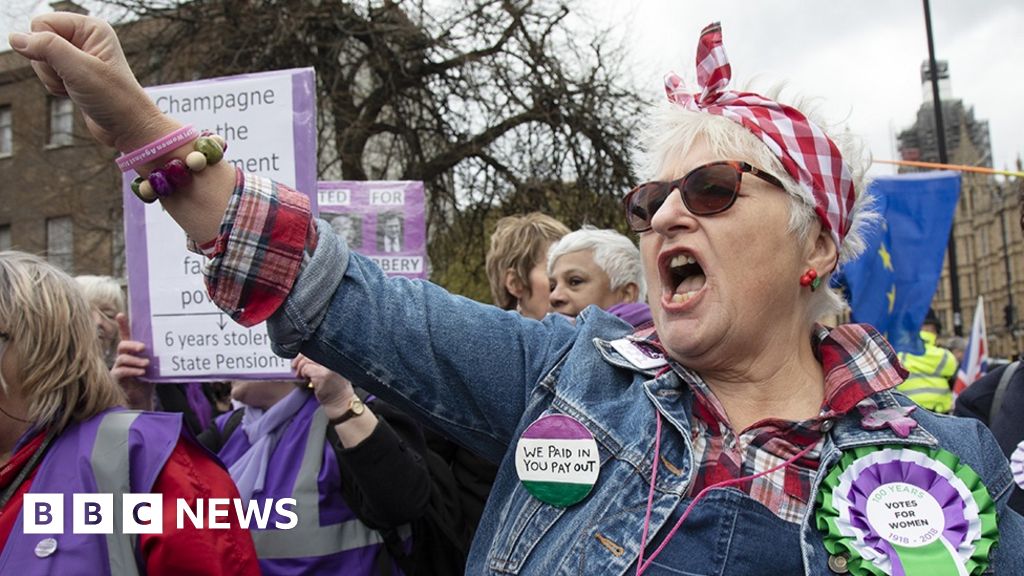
[267,222,1023,575]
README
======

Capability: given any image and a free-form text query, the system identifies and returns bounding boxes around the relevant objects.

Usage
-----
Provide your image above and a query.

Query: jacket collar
[594,323,923,443]
[830,389,939,449]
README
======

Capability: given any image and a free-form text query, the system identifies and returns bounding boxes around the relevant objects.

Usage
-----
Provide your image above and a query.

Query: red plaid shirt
[197,173,908,525]
[193,170,318,327]
[679,323,906,523]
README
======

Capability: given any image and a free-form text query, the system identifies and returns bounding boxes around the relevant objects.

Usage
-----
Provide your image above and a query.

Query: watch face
[351,398,365,415]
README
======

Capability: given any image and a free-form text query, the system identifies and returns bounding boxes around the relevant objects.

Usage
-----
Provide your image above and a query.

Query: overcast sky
[589,0,1024,177]
[5,0,1022,178]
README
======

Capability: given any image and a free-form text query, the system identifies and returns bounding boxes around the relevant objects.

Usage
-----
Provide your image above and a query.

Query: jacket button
[820,419,835,432]
[827,553,849,574]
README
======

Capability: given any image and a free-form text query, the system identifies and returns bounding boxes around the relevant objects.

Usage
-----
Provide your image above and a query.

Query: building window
[46,216,73,273]
[0,106,11,157]
[0,225,11,251]
[48,97,73,147]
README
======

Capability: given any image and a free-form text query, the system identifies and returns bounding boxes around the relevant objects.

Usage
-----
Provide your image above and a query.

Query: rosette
[816,445,997,575]
[1011,440,1024,490]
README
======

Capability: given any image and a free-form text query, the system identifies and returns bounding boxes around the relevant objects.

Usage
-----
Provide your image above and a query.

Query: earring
[799,269,821,292]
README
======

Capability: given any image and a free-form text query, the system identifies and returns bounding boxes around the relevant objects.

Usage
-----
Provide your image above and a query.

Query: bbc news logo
[23,494,298,534]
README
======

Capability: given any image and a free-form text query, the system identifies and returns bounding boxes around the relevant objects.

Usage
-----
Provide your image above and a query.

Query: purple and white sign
[317,181,427,279]
[123,68,317,382]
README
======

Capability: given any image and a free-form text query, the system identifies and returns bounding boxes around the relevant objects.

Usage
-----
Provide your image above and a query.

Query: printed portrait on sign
[377,211,404,253]
[325,212,363,249]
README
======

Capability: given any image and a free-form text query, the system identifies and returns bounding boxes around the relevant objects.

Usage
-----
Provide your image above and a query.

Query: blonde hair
[0,251,125,431]
[485,213,570,310]
[74,275,125,315]
[634,84,877,320]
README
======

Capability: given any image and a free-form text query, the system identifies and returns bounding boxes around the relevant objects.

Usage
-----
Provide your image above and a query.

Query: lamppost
[923,0,963,336]
[996,185,1016,353]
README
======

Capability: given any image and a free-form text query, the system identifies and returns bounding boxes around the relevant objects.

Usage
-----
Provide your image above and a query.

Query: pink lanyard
[635,409,817,575]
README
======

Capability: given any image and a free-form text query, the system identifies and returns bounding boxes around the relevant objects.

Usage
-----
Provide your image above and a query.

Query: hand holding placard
[292,355,378,447]
[293,354,355,409]
[110,313,155,410]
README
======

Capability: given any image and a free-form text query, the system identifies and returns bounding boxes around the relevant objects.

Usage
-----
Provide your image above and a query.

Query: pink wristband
[116,124,199,173]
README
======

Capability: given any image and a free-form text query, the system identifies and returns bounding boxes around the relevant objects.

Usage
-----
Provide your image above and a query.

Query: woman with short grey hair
[546,227,647,323]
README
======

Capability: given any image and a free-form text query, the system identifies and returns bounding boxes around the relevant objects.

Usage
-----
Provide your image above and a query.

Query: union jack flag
[953,296,987,395]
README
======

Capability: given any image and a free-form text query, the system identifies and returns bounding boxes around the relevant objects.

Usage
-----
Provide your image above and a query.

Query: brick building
[0,26,125,276]
[0,2,194,278]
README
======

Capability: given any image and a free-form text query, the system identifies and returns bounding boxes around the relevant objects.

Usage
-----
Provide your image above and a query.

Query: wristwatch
[328,396,366,426]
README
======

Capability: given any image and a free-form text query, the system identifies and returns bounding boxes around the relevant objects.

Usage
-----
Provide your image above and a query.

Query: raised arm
[11,12,578,460]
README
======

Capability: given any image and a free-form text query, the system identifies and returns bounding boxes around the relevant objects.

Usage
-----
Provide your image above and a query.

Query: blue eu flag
[839,171,960,354]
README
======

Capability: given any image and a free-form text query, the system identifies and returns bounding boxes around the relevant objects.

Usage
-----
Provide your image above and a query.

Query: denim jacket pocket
[487,485,570,574]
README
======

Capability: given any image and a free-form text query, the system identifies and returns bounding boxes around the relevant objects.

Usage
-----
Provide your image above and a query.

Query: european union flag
[839,171,960,354]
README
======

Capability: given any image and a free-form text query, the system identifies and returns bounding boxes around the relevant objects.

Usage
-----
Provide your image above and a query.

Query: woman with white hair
[75,275,160,411]
[547,227,648,325]
[73,275,124,367]
[13,15,1023,575]
[0,251,258,574]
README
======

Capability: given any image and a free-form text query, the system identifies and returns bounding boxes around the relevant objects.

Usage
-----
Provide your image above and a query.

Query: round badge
[865,482,945,548]
[34,537,58,558]
[515,413,600,507]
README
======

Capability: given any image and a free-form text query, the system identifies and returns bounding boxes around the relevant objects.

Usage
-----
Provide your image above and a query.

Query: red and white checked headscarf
[664,22,856,251]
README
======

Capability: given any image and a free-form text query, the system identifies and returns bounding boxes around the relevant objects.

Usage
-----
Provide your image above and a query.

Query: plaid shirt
[198,172,908,525]
[194,170,317,327]
[676,324,907,523]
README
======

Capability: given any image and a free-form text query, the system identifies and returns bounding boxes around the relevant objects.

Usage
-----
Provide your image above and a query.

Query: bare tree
[105,0,644,299]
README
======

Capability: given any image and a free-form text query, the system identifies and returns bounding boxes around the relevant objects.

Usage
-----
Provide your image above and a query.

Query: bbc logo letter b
[73,494,113,534]
[23,494,64,534]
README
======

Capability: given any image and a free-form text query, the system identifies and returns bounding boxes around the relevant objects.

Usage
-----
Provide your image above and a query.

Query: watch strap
[327,396,365,426]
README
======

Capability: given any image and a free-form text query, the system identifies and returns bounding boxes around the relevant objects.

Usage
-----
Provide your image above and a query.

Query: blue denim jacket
[268,222,1023,575]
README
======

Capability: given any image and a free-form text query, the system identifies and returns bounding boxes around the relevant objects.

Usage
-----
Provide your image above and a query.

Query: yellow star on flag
[878,243,894,272]
[887,284,896,314]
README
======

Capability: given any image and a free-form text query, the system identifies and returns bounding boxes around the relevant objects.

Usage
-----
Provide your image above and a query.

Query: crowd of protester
[2,11,1023,576]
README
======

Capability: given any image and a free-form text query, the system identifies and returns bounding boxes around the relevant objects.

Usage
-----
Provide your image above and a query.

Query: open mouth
[664,253,707,304]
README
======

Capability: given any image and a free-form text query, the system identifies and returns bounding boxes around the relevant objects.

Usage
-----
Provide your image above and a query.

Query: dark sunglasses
[623,161,784,232]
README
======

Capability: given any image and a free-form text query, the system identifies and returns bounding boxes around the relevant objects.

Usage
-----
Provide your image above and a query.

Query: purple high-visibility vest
[217,393,404,575]
[0,409,182,576]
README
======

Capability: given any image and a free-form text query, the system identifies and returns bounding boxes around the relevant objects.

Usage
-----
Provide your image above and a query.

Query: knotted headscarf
[664,22,856,251]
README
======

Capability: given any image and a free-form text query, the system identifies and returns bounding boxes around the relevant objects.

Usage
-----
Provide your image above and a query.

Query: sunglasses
[623,161,784,232]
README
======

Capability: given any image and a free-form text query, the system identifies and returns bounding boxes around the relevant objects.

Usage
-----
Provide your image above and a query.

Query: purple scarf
[228,387,310,501]
[607,302,653,328]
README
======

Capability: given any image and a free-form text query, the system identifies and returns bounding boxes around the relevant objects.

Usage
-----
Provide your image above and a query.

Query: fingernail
[8,32,29,50]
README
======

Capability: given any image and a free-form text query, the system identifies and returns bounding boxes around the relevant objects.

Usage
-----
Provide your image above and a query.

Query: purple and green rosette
[514,414,600,508]
[816,445,997,576]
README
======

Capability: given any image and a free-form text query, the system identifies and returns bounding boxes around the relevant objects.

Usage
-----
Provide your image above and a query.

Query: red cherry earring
[799,268,821,292]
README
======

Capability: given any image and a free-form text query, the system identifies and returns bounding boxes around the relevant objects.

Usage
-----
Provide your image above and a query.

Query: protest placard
[318,181,427,279]
[123,68,317,381]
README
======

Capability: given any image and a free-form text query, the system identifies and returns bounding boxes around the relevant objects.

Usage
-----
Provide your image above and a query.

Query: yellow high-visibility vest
[897,330,957,413]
